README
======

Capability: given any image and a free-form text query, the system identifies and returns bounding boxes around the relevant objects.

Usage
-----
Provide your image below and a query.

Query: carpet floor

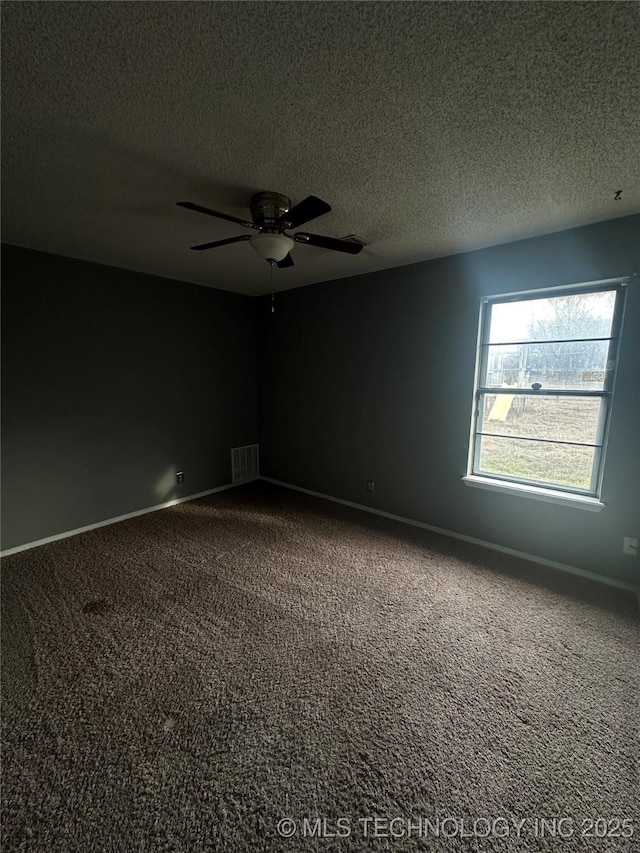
[1,481,638,852]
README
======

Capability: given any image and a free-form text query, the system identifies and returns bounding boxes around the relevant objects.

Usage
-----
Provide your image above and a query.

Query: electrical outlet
[367,480,375,493]
[176,472,184,485]
[623,537,638,556]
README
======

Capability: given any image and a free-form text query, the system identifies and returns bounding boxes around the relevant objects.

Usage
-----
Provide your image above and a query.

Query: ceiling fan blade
[276,253,295,269]
[293,232,364,254]
[190,235,251,251]
[177,201,257,229]
[279,196,331,229]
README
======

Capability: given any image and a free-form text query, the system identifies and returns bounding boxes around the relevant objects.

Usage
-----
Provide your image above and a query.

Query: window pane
[478,395,603,444]
[483,340,610,390]
[488,290,616,345]
[476,435,594,490]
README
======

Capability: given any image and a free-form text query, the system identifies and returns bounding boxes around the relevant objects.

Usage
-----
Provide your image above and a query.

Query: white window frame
[463,277,628,511]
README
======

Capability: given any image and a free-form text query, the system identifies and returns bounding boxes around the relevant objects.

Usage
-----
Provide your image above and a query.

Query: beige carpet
[2,481,638,852]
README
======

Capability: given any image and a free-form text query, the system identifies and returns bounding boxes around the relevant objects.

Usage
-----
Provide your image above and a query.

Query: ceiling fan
[176,191,364,268]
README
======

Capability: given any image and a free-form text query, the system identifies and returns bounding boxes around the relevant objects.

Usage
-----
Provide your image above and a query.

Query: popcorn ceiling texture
[2,1,639,295]
[1,482,638,851]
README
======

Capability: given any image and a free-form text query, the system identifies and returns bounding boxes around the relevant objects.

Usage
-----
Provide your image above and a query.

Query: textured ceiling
[2,1,639,296]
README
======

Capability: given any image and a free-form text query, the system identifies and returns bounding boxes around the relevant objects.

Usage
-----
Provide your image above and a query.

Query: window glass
[483,340,610,390]
[477,395,602,445]
[477,436,595,491]
[487,290,616,344]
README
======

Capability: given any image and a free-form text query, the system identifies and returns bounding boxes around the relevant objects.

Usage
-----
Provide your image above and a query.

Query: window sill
[462,475,605,512]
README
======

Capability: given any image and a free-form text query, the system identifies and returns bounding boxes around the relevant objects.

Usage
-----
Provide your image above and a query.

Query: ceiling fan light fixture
[249,233,294,262]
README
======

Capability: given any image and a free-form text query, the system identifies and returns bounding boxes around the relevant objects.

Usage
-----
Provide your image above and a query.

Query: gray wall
[258,215,640,586]
[1,245,258,551]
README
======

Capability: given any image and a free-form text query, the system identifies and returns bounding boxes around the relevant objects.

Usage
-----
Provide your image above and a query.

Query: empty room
[1,2,638,851]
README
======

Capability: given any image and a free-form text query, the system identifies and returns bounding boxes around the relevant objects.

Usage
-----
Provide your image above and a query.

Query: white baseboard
[0,479,259,557]
[3,475,635,594]
[260,477,637,593]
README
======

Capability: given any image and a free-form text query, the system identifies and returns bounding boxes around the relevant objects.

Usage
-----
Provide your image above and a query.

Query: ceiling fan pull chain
[270,260,275,313]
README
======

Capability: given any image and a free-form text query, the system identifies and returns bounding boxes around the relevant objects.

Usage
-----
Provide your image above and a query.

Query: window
[464,278,627,508]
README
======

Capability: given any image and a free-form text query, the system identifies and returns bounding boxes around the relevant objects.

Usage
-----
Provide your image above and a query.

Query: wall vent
[231,444,259,483]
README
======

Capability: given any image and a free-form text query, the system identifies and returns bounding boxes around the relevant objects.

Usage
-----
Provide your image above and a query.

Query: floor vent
[231,444,259,483]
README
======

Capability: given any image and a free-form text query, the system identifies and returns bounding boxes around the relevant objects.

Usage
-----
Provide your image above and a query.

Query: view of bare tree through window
[472,287,621,492]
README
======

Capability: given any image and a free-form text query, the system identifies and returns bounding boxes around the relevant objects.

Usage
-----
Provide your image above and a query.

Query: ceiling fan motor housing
[250,192,291,231]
